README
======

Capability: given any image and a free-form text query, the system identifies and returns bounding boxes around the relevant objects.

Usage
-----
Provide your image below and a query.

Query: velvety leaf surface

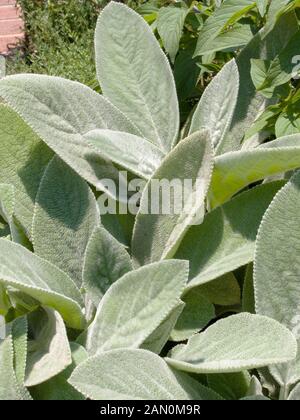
[87,260,188,354]
[25,307,72,387]
[69,349,222,400]
[0,239,85,329]
[83,226,132,306]
[166,313,297,373]
[0,75,139,198]
[0,104,53,236]
[175,182,283,290]
[33,156,99,288]
[95,2,179,153]
[189,59,239,153]
[132,130,213,265]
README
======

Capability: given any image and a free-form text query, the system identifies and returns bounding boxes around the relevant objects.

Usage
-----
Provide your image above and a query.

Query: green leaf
[207,371,251,400]
[275,108,300,138]
[189,59,239,153]
[87,260,188,354]
[194,0,256,57]
[255,171,300,389]
[0,239,85,329]
[171,289,215,342]
[166,313,297,374]
[256,0,269,17]
[242,264,255,313]
[141,301,185,354]
[0,324,22,400]
[157,5,188,63]
[11,316,28,385]
[224,11,298,153]
[30,342,87,400]
[95,2,179,153]
[175,182,283,290]
[83,226,132,307]
[288,382,300,400]
[132,130,213,265]
[69,348,222,400]
[0,183,14,223]
[198,23,254,56]
[32,156,99,288]
[0,104,53,237]
[85,129,164,179]
[0,75,139,199]
[209,135,300,207]
[25,307,72,387]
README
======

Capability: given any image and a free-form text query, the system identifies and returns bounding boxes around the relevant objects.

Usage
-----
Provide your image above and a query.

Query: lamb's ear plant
[0,1,300,401]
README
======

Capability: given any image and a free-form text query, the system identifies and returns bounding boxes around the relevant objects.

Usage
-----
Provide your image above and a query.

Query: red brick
[0,18,23,35]
[0,5,21,20]
[0,33,23,52]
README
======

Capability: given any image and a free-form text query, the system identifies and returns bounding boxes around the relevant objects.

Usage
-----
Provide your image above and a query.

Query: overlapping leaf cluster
[0,1,300,400]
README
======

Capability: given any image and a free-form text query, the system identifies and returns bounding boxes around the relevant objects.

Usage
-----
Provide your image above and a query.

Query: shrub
[0,1,300,401]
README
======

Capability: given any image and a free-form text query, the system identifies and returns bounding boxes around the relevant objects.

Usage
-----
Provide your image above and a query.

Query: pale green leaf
[288,382,300,400]
[0,75,139,199]
[69,348,222,400]
[189,60,239,153]
[175,182,283,290]
[25,307,72,387]
[256,0,269,17]
[196,273,241,306]
[32,156,99,288]
[30,342,87,400]
[209,135,300,207]
[166,313,297,373]
[11,316,28,385]
[141,301,184,354]
[85,129,164,179]
[157,6,188,63]
[83,226,132,307]
[87,260,188,354]
[95,2,179,152]
[171,289,215,342]
[132,130,213,265]
[0,104,53,236]
[0,239,85,329]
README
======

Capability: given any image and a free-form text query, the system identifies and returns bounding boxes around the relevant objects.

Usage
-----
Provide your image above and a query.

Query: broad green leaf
[189,60,239,153]
[83,226,132,307]
[255,171,300,330]
[197,24,254,56]
[196,273,241,306]
[32,156,99,288]
[0,239,85,329]
[171,289,215,342]
[142,301,185,354]
[209,135,300,207]
[262,0,293,38]
[0,325,22,400]
[0,104,53,236]
[0,75,139,199]
[30,342,87,400]
[85,129,164,179]
[255,171,300,388]
[174,49,200,102]
[11,316,28,385]
[194,0,256,56]
[25,307,72,387]
[275,108,300,138]
[207,371,251,400]
[0,183,14,223]
[175,182,283,290]
[69,349,222,400]
[252,31,300,97]
[87,260,188,354]
[95,2,179,152]
[157,5,188,63]
[132,130,213,265]
[224,12,298,153]
[166,313,297,374]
